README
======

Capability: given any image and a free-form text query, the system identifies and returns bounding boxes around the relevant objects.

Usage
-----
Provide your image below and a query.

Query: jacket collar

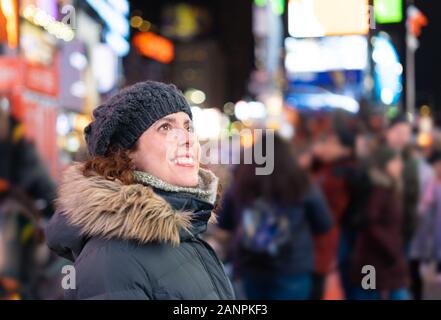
[133,168,218,205]
[55,163,218,245]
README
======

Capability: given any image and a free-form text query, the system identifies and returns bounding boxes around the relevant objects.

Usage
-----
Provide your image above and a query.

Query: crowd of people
[209,110,441,300]
[2,88,441,299]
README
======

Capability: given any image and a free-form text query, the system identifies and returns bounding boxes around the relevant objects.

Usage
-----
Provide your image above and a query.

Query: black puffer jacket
[45,164,235,300]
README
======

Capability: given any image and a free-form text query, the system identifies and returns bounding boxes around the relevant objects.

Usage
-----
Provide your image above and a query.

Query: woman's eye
[159,123,172,131]
[187,125,194,132]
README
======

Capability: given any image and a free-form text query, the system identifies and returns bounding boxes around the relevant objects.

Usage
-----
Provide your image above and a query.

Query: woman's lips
[172,156,195,167]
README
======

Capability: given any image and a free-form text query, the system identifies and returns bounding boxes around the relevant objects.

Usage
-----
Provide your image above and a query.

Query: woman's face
[386,123,412,152]
[131,112,200,187]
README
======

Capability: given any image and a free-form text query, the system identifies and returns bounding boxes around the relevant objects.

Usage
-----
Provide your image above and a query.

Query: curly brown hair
[82,146,136,185]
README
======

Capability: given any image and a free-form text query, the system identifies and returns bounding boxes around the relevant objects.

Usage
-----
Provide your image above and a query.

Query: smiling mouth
[171,155,196,167]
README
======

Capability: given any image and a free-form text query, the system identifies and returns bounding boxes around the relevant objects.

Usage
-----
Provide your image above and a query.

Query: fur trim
[55,163,217,245]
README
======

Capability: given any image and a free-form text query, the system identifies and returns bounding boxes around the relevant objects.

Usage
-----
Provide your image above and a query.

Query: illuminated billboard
[288,0,370,37]
[374,0,402,24]
[0,0,19,48]
[285,36,368,73]
[373,33,403,106]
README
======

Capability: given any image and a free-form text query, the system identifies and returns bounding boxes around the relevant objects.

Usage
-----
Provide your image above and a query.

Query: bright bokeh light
[234,101,267,121]
[381,88,394,105]
[21,4,75,42]
[56,114,70,136]
[130,16,143,28]
[190,90,206,104]
[65,133,81,152]
[191,107,223,140]
[373,33,402,105]
[69,52,88,70]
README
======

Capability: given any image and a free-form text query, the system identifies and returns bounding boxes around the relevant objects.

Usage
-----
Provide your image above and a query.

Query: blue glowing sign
[86,0,130,56]
[373,33,403,105]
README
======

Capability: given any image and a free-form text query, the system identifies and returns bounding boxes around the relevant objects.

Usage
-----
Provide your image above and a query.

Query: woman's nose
[171,128,194,147]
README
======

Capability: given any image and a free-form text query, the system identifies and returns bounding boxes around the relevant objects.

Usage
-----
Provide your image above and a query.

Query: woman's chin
[169,168,199,187]
[174,178,199,188]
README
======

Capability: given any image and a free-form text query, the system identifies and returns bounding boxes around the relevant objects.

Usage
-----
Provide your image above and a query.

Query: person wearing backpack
[215,133,333,300]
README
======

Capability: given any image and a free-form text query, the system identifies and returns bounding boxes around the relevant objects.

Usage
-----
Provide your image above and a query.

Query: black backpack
[238,199,292,257]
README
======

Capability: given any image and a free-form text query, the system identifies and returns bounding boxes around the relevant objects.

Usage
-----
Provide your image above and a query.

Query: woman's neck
[133,168,218,205]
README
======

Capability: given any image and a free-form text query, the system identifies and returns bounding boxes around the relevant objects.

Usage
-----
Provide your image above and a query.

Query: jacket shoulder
[70,238,154,299]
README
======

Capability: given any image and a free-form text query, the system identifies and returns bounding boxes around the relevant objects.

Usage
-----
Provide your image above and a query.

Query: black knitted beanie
[84,81,192,157]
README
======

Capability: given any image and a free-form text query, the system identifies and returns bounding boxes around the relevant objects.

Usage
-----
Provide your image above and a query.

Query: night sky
[415,0,441,112]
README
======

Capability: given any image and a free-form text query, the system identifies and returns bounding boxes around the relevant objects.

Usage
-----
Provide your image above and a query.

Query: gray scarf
[133,168,219,205]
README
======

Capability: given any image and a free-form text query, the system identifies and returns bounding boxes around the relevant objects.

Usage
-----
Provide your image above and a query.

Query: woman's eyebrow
[158,117,177,124]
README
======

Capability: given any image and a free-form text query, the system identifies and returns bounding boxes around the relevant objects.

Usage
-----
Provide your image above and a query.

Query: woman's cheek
[194,142,201,164]
[163,136,178,162]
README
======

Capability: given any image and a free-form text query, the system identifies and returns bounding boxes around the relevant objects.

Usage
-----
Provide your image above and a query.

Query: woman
[45,81,235,299]
[215,133,332,300]
[350,145,410,300]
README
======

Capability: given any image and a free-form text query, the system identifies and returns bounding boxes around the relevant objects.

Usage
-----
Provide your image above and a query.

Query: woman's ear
[128,143,140,167]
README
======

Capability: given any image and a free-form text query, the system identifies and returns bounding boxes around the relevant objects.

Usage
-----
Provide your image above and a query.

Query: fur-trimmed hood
[46,163,218,259]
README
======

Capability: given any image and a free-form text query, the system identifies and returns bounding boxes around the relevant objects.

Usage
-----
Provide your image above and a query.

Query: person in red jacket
[310,128,357,299]
[350,146,410,300]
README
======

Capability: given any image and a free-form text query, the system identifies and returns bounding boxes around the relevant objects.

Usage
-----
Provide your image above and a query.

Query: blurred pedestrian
[0,104,57,299]
[311,127,357,299]
[384,114,419,251]
[45,81,235,299]
[409,149,441,299]
[350,146,410,300]
[215,133,332,300]
[408,144,434,300]
[0,105,56,218]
